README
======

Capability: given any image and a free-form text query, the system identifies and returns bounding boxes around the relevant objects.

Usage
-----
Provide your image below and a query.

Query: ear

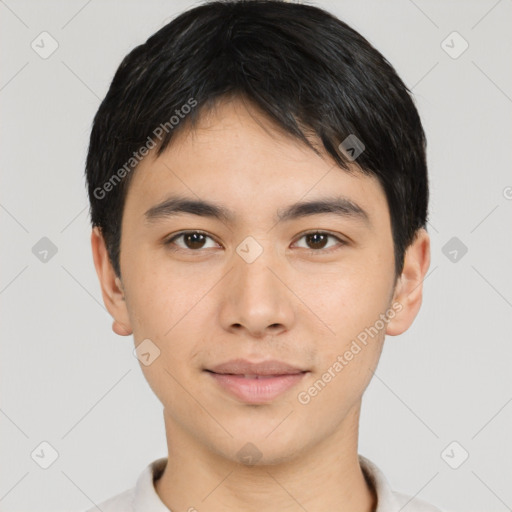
[91,227,133,336]
[386,228,431,336]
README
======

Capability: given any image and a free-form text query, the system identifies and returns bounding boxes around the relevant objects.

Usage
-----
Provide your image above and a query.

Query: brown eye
[293,231,345,252]
[305,233,329,249]
[165,231,218,251]
[183,232,207,249]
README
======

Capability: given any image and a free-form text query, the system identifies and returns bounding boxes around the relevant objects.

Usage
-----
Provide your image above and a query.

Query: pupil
[186,233,205,249]
[307,233,327,249]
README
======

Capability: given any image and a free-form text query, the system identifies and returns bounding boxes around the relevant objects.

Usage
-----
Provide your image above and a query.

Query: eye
[164,230,346,253]
[164,231,220,251]
[292,231,346,252]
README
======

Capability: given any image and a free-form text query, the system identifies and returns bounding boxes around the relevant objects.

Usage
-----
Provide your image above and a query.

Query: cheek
[124,269,212,394]
[123,258,192,339]
[299,261,393,344]
[295,340,382,425]
[296,275,389,414]
[296,260,393,406]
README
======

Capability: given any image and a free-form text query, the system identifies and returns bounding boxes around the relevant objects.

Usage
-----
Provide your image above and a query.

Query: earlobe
[385,228,431,337]
[91,227,133,337]
[112,320,132,336]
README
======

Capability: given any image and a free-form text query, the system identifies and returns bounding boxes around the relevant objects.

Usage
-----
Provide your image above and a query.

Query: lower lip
[207,371,307,403]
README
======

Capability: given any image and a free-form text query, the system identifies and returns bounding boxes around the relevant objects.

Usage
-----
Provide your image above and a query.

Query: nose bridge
[219,235,295,335]
[234,236,282,307]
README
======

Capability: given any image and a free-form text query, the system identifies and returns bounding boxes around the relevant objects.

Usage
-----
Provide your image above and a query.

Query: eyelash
[163,230,347,254]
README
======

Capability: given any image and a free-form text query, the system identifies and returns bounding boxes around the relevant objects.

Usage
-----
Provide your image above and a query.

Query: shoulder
[83,487,135,512]
[359,455,448,512]
[81,457,168,512]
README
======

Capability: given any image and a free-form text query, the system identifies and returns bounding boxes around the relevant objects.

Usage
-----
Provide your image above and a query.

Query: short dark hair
[86,0,429,279]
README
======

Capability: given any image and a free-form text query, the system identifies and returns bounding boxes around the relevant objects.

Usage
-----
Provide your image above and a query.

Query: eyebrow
[144,194,371,227]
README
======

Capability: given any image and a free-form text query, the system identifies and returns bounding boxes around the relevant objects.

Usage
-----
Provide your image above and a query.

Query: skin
[91,96,430,512]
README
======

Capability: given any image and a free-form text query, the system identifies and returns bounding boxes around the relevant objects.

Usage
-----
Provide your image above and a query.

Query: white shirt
[85,455,445,512]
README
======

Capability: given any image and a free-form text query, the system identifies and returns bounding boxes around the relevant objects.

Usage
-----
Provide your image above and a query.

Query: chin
[234,444,304,468]
[211,426,306,467]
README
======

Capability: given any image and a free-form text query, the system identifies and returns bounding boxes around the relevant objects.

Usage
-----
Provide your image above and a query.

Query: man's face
[116,97,399,463]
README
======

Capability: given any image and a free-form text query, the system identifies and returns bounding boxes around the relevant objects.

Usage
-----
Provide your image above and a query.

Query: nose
[218,247,296,338]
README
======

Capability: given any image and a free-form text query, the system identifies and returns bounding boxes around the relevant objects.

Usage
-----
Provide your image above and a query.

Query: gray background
[1,0,511,511]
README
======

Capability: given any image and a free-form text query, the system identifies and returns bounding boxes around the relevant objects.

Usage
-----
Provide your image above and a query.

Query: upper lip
[206,358,307,376]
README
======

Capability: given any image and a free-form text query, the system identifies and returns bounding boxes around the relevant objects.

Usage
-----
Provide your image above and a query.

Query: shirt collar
[131,455,400,511]
[359,454,402,511]
[132,457,169,512]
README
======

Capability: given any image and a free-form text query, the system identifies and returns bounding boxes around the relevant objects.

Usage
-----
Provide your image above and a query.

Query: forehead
[123,97,388,226]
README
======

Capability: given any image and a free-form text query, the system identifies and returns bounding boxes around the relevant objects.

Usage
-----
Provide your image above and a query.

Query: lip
[207,358,306,376]
[205,359,308,404]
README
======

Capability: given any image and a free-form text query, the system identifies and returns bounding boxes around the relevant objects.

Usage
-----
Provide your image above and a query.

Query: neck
[154,404,376,512]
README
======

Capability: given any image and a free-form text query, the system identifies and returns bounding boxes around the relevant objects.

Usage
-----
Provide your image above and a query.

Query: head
[87,0,430,464]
